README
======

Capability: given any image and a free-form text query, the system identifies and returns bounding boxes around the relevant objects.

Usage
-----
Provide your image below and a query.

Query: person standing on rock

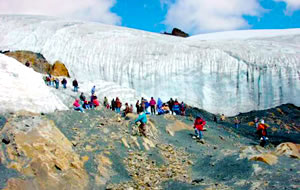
[61,78,67,89]
[80,92,86,104]
[136,100,140,114]
[256,119,268,147]
[111,98,116,111]
[168,98,174,115]
[234,117,240,129]
[135,107,148,137]
[193,116,206,140]
[115,97,122,113]
[123,103,130,117]
[72,79,79,92]
[91,85,96,95]
[54,78,59,89]
[150,97,156,115]
[103,97,108,107]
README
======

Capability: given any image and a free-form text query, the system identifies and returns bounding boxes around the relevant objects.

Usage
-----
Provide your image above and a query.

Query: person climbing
[220,114,226,121]
[256,119,268,147]
[72,79,79,92]
[149,97,156,115]
[115,97,122,113]
[79,92,86,103]
[168,98,174,115]
[91,85,96,95]
[111,98,116,111]
[172,99,181,115]
[234,117,240,129]
[61,78,67,89]
[54,78,59,89]
[193,115,206,140]
[73,99,84,113]
[180,101,186,116]
[122,103,130,117]
[135,107,148,137]
[136,100,140,114]
[103,97,108,107]
[83,100,90,109]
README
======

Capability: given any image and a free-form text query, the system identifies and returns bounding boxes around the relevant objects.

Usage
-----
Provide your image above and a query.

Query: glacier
[0,15,299,116]
[0,54,68,113]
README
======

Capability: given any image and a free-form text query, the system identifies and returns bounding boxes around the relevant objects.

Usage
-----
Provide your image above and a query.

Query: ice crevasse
[0,15,299,116]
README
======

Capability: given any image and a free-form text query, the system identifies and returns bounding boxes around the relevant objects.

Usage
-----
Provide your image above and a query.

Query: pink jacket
[150,99,156,106]
[73,99,80,107]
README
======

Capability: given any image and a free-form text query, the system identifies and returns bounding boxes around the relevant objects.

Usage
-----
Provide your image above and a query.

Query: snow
[0,54,68,113]
[0,15,299,116]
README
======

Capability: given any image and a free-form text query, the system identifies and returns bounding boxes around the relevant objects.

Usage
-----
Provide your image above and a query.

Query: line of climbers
[43,76,269,146]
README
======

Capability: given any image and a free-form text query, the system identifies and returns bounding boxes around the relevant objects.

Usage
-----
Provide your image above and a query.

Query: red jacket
[257,123,267,136]
[116,99,122,108]
[93,99,100,107]
[194,118,206,131]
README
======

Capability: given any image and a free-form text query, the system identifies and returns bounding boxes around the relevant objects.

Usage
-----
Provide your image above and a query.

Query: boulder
[50,61,70,77]
[275,142,300,159]
[250,153,278,165]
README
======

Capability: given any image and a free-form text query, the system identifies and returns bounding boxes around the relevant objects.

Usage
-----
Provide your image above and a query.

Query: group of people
[43,76,268,146]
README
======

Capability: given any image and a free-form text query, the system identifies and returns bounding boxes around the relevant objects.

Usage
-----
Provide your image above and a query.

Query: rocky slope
[0,104,299,190]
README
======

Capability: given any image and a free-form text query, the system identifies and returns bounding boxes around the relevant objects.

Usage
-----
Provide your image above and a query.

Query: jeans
[74,86,78,92]
[74,106,84,112]
[195,129,203,139]
[55,83,59,89]
[235,123,239,129]
[116,107,120,113]
[150,105,155,115]
[63,84,66,89]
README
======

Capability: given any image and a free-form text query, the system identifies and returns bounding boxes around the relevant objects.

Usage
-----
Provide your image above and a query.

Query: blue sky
[0,0,300,35]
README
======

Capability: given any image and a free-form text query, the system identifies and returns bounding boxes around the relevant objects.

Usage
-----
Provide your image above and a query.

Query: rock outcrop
[0,112,88,190]
[51,61,70,77]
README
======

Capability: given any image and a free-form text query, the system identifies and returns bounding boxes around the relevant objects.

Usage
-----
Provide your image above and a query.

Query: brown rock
[250,153,278,165]
[50,61,70,77]
[275,142,300,159]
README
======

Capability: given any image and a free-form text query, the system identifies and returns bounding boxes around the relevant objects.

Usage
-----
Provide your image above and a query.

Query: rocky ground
[0,104,299,190]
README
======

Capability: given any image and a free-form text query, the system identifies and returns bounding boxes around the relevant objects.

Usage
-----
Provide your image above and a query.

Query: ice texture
[0,53,68,113]
[0,15,299,116]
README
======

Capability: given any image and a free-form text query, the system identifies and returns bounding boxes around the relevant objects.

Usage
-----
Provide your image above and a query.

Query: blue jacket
[135,113,147,124]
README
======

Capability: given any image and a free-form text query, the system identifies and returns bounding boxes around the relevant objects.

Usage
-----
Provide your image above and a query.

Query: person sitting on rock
[61,78,67,89]
[83,100,90,109]
[193,116,206,140]
[129,104,133,113]
[72,79,79,92]
[162,103,170,114]
[220,114,226,121]
[256,119,268,147]
[157,98,164,115]
[92,96,100,108]
[73,99,84,113]
[135,107,148,137]
[122,103,130,117]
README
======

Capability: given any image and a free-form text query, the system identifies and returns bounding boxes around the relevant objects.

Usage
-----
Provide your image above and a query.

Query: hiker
[162,103,170,114]
[172,99,181,115]
[92,97,100,108]
[256,119,268,147]
[46,76,51,86]
[61,78,67,89]
[180,101,186,116]
[254,117,259,128]
[115,97,122,113]
[136,100,140,114]
[213,115,218,123]
[141,97,146,112]
[149,97,156,115]
[135,107,148,137]
[220,114,226,121]
[111,98,116,111]
[129,104,133,113]
[144,99,150,114]
[193,116,206,139]
[122,103,130,117]
[234,117,240,129]
[83,100,90,109]
[79,92,86,103]
[54,78,59,89]
[50,76,55,86]
[91,85,96,95]
[168,98,174,115]
[103,97,108,107]
[72,79,79,92]
[25,61,30,67]
[90,94,98,108]
[73,99,84,113]
[157,98,164,115]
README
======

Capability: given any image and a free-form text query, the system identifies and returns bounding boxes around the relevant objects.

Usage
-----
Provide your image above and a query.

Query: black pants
[151,105,155,115]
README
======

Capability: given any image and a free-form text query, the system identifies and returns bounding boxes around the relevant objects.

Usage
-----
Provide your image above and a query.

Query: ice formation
[0,15,299,116]
[0,54,68,113]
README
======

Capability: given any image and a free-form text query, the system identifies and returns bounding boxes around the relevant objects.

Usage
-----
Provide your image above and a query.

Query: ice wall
[0,54,68,113]
[0,15,299,116]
